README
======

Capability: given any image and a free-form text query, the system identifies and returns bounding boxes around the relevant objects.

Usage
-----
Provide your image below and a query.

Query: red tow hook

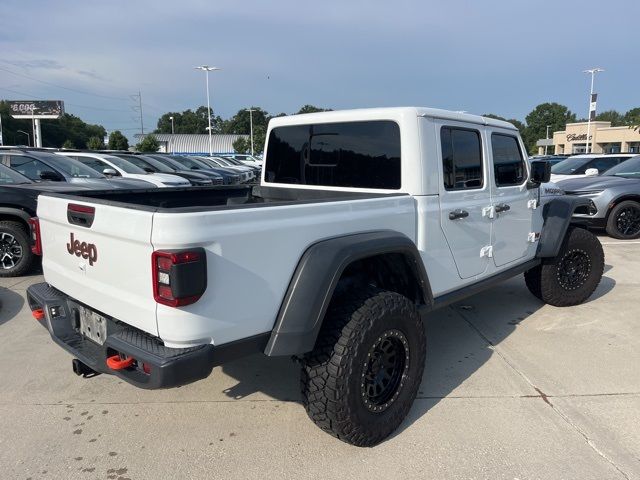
[32,308,45,320]
[106,355,135,370]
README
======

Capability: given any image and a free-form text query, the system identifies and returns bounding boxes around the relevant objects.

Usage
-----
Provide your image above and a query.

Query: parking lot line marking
[600,241,640,245]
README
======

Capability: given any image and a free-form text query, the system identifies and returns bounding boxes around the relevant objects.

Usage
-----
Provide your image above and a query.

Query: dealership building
[134,133,249,155]
[536,121,640,155]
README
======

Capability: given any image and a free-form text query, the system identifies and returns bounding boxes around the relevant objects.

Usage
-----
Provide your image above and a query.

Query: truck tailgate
[37,195,158,336]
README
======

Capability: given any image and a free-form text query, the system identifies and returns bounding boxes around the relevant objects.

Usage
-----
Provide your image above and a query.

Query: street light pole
[169,116,175,154]
[246,108,255,156]
[17,130,30,147]
[194,65,221,156]
[583,67,604,154]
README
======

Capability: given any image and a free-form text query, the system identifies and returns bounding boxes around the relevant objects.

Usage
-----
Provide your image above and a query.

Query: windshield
[46,153,104,178]
[0,164,32,184]
[105,155,148,174]
[142,155,178,173]
[177,156,213,170]
[604,156,640,178]
[119,155,174,174]
[152,155,185,170]
[551,157,591,175]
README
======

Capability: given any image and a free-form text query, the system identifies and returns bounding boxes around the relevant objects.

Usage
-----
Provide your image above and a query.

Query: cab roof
[268,106,517,131]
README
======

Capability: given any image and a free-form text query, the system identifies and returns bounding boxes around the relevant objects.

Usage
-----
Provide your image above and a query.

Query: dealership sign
[566,133,592,142]
[8,100,64,119]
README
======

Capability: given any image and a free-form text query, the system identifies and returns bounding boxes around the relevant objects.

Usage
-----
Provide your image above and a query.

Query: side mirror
[529,161,551,187]
[585,168,599,177]
[39,170,62,181]
[103,168,118,177]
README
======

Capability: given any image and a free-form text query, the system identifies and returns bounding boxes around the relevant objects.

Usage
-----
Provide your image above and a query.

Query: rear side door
[437,123,492,279]
[487,131,536,267]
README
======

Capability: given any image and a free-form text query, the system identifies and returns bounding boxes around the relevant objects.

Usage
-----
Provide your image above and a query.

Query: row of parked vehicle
[0,147,263,277]
[531,153,640,240]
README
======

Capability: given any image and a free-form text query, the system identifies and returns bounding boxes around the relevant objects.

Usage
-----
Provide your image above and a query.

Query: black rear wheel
[606,200,640,240]
[301,288,426,447]
[0,221,33,277]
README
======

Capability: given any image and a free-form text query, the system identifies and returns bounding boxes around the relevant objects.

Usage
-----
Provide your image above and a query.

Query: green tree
[523,103,577,154]
[86,136,104,150]
[108,130,129,150]
[297,105,332,114]
[155,107,223,134]
[595,110,624,126]
[232,137,250,154]
[222,107,269,136]
[136,134,160,152]
[62,140,75,149]
[623,108,640,130]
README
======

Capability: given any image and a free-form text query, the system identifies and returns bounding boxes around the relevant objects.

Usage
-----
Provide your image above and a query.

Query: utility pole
[583,68,604,154]
[246,108,255,156]
[131,91,144,135]
[0,112,3,146]
[195,65,221,156]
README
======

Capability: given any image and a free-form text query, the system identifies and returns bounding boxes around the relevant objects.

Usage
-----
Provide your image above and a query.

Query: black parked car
[155,155,242,185]
[113,154,223,186]
[0,163,95,276]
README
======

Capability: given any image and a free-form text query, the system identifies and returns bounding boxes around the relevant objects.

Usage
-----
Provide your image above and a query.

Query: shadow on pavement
[0,287,26,326]
[218,272,616,436]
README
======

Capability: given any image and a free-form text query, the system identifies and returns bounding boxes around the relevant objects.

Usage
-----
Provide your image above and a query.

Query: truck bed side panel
[151,196,417,348]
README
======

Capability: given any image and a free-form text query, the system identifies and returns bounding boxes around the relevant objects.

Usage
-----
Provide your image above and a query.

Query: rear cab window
[264,120,401,190]
[440,127,483,190]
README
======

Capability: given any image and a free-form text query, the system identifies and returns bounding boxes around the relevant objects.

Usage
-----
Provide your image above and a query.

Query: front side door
[438,123,492,279]
[488,131,536,267]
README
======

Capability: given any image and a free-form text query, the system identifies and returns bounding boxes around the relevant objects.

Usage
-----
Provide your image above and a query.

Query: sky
[0,0,638,138]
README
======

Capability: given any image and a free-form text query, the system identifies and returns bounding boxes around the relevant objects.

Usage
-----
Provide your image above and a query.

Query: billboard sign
[8,100,65,119]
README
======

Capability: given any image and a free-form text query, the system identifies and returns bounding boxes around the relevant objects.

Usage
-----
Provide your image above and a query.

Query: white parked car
[223,153,263,167]
[55,152,191,188]
[29,107,604,447]
[550,154,636,182]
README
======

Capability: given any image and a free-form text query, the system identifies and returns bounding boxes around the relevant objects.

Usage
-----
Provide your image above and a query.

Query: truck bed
[40,185,403,212]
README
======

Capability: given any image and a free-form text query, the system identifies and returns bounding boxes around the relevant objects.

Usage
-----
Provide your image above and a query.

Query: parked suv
[550,154,636,182]
[0,148,155,189]
[27,107,604,447]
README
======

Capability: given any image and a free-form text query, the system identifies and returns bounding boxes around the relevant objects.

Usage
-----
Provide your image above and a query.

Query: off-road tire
[525,227,604,307]
[300,288,426,447]
[0,221,33,277]
[606,200,640,240]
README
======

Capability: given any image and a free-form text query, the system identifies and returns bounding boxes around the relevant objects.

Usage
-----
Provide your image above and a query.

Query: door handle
[495,203,511,213]
[449,209,469,220]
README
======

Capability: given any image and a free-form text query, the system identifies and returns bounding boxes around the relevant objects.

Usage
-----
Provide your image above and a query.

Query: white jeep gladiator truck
[27,107,604,447]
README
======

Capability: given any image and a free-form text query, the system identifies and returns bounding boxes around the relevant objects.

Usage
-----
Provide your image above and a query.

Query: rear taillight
[152,249,207,307]
[29,217,42,255]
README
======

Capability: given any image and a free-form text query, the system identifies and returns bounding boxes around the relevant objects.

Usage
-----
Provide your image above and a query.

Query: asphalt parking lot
[0,237,638,480]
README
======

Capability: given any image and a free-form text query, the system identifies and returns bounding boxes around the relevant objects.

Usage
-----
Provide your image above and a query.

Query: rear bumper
[26,282,217,389]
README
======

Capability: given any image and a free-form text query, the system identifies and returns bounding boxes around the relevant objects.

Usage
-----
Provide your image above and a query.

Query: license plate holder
[77,305,108,345]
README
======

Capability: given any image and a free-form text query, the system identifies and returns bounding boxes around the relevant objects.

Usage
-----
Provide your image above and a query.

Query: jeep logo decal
[66,232,98,266]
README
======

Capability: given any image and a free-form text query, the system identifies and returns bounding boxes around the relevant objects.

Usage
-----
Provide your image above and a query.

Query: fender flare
[537,196,592,258]
[0,207,32,225]
[264,231,432,356]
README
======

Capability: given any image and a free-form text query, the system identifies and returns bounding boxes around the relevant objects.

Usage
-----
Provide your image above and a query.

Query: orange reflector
[32,308,45,320]
[106,355,135,370]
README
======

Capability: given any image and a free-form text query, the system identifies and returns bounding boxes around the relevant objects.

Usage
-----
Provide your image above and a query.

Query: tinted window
[0,163,31,184]
[44,154,103,178]
[589,157,621,173]
[8,155,53,180]
[441,127,483,190]
[75,157,113,174]
[265,120,401,189]
[551,157,591,174]
[491,134,527,186]
[604,156,640,177]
